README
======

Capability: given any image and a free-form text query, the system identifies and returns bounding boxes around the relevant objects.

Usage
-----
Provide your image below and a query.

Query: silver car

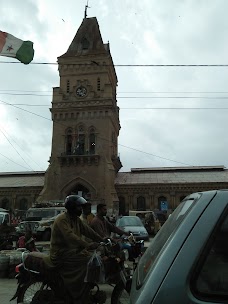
[114,216,149,241]
[130,190,228,304]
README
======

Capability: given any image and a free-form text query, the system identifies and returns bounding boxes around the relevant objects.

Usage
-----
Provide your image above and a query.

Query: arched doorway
[118,196,126,216]
[158,196,168,211]
[19,198,28,210]
[69,183,90,200]
[1,197,9,209]
[137,196,146,211]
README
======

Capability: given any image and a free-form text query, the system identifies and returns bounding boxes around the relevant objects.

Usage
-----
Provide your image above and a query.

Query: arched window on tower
[81,37,90,50]
[97,78,101,91]
[137,196,146,211]
[66,129,73,155]
[75,125,85,155]
[89,127,96,155]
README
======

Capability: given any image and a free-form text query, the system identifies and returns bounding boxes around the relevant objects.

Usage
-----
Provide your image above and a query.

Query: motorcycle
[10,238,143,304]
[16,234,39,252]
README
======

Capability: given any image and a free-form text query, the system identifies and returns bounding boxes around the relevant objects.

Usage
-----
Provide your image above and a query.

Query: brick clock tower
[38,17,122,213]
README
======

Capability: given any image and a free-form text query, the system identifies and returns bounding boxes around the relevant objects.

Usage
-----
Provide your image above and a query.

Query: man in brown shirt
[50,195,104,303]
[90,203,129,238]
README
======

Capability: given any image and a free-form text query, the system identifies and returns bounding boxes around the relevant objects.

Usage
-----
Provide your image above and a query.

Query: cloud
[1,0,228,173]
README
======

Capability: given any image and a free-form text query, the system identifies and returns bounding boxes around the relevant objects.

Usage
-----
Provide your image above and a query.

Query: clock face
[76,86,87,97]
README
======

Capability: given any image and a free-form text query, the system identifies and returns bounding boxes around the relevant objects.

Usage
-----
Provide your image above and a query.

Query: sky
[1,0,228,173]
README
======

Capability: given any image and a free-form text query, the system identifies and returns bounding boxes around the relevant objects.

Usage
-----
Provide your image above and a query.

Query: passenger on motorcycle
[80,202,95,243]
[90,204,133,258]
[49,195,104,304]
[90,204,130,239]
[17,225,38,251]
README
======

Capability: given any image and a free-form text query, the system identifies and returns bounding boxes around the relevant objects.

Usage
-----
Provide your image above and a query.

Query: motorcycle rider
[90,203,130,239]
[17,224,38,251]
[80,202,95,226]
[90,204,133,259]
[80,202,95,243]
[50,195,104,303]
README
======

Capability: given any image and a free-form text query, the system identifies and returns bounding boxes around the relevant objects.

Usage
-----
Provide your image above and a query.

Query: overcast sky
[1,0,228,173]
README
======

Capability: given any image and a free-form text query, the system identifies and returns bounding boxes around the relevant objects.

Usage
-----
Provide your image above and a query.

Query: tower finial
[84,0,90,19]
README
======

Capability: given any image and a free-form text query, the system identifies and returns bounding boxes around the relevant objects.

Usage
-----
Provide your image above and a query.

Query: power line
[121,107,228,110]
[0,125,45,172]
[0,98,195,166]
[0,129,37,172]
[0,152,31,170]
[0,93,51,96]
[3,94,228,99]
[1,102,228,110]
[2,89,228,94]
[2,61,228,67]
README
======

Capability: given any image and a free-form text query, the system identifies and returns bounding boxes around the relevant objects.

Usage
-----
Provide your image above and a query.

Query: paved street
[0,239,151,303]
[0,277,19,304]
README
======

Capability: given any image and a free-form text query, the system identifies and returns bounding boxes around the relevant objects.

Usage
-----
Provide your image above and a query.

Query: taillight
[15,263,23,273]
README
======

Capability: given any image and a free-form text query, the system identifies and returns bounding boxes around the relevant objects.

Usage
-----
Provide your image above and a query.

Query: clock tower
[38,17,122,213]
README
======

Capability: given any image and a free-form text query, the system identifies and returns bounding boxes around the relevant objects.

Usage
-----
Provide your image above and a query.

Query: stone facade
[1,166,228,218]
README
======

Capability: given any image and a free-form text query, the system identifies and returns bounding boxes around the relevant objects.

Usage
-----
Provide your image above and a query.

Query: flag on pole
[0,31,34,64]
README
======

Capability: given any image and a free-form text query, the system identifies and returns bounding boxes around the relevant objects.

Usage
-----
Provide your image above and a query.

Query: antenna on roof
[84,0,90,19]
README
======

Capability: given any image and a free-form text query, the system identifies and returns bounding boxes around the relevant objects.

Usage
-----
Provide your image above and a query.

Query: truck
[0,208,11,226]
[16,202,66,241]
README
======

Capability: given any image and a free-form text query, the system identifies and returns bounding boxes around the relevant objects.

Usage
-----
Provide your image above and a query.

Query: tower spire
[84,0,90,19]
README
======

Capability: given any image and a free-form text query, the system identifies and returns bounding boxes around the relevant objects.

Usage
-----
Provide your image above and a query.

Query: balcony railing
[58,153,100,166]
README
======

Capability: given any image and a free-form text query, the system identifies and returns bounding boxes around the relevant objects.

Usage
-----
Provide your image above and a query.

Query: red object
[15,263,23,273]
[17,236,26,248]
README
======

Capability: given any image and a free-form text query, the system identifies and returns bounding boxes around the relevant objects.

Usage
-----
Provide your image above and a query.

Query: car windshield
[117,216,143,227]
[0,214,4,224]
[136,193,201,287]
[26,209,57,218]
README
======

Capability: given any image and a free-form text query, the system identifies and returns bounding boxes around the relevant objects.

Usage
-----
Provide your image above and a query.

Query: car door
[152,190,228,304]
[131,191,214,304]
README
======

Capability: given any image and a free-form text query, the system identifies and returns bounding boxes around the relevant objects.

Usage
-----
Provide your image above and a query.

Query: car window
[117,216,143,226]
[192,208,228,301]
[136,194,200,288]
[4,214,9,223]
[26,209,60,218]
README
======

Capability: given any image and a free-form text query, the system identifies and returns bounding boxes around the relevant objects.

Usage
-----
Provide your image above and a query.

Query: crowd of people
[49,195,130,303]
[0,195,130,303]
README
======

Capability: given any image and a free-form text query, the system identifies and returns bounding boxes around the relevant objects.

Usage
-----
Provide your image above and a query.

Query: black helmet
[64,195,87,212]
